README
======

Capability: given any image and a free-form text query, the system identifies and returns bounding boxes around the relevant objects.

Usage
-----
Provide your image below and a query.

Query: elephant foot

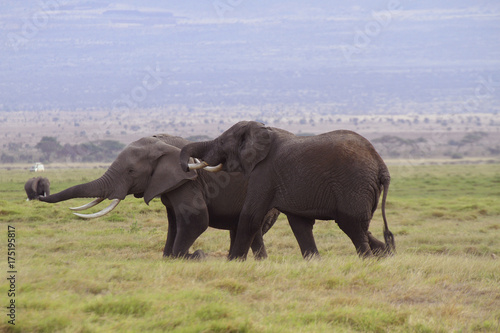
[380,246,395,257]
[252,247,268,260]
[254,253,268,260]
[367,231,394,258]
[190,250,207,260]
[162,250,206,260]
[304,251,321,261]
[227,253,247,261]
[371,247,390,258]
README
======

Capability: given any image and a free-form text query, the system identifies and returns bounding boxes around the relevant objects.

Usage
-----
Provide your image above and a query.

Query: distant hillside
[1,1,498,112]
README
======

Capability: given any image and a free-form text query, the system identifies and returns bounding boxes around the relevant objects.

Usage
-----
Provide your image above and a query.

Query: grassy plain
[0,163,499,332]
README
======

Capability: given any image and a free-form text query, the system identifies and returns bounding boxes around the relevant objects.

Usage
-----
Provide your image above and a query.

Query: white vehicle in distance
[30,162,45,172]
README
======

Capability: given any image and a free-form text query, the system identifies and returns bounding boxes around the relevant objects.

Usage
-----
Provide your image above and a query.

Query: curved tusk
[203,163,223,172]
[70,198,105,211]
[188,159,223,172]
[187,161,208,170]
[73,199,120,219]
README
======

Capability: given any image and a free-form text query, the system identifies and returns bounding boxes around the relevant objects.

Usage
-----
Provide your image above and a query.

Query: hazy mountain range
[1,0,499,113]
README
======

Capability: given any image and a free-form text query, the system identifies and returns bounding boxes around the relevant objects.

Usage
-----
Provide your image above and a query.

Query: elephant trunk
[180,141,210,172]
[39,170,124,219]
[39,174,111,203]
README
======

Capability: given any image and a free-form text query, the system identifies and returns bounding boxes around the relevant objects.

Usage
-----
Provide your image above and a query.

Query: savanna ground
[0,162,499,332]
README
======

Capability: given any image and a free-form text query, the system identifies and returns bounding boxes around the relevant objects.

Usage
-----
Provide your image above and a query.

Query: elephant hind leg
[250,229,268,260]
[367,231,388,257]
[230,228,267,260]
[229,229,236,256]
[286,214,320,259]
[337,219,373,258]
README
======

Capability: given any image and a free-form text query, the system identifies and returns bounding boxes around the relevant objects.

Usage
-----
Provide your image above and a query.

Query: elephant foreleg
[162,189,210,259]
[228,212,264,261]
[171,207,209,259]
[286,214,320,259]
[163,208,177,257]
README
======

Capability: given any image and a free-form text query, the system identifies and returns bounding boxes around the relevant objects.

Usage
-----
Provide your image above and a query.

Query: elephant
[39,134,279,259]
[180,121,395,260]
[25,176,50,201]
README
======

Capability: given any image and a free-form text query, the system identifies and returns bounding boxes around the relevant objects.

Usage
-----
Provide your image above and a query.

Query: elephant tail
[380,172,396,254]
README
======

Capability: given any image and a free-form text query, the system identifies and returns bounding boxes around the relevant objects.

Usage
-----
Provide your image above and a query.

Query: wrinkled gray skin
[180,121,395,260]
[40,134,279,259]
[25,177,50,200]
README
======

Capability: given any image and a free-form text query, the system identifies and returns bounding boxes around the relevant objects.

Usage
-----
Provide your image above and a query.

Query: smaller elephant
[25,177,50,201]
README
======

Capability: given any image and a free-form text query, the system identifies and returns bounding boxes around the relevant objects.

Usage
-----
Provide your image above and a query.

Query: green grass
[1,164,499,332]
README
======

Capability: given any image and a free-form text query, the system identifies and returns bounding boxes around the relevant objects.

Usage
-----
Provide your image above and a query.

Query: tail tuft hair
[380,171,396,254]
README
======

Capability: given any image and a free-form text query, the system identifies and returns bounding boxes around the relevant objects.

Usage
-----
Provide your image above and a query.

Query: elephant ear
[143,150,197,205]
[238,122,272,175]
[31,177,39,193]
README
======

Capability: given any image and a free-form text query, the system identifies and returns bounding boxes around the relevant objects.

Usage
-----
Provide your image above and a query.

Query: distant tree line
[0,131,498,164]
[1,137,125,164]
[372,136,428,158]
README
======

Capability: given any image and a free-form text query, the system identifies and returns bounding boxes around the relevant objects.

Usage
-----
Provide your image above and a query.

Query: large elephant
[25,176,50,201]
[40,134,279,259]
[180,121,395,260]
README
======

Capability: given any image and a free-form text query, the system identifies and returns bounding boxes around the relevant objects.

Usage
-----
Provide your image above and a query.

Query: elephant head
[25,177,50,200]
[180,121,273,175]
[40,136,197,218]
